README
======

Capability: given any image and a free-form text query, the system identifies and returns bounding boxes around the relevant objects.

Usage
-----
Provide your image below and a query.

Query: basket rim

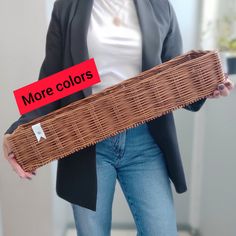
[13,50,221,130]
[91,50,220,95]
[88,50,221,97]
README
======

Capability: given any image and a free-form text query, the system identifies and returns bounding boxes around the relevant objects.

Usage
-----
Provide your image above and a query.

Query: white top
[87,0,142,94]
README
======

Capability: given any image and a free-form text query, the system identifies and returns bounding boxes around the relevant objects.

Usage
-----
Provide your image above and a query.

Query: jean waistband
[107,122,150,141]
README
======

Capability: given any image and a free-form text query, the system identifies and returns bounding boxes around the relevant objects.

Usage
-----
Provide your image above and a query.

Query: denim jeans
[71,122,178,236]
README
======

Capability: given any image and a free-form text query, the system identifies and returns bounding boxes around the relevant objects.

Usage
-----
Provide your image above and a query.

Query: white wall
[171,0,201,51]
[0,206,3,236]
[199,80,236,236]
[170,0,202,225]
[189,1,236,235]
[198,2,236,233]
[0,0,54,235]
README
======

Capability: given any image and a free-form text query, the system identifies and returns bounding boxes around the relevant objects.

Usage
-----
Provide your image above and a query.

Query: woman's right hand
[2,134,36,180]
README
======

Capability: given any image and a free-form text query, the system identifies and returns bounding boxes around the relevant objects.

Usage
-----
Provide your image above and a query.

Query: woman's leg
[117,123,178,236]
[71,138,117,236]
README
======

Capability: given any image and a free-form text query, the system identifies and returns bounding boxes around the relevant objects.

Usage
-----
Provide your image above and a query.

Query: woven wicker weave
[7,50,225,172]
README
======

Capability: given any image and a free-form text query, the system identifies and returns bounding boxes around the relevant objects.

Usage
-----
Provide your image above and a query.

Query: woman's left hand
[207,73,235,99]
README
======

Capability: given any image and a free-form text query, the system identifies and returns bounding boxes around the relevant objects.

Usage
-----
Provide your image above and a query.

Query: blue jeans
[71,122,178,236]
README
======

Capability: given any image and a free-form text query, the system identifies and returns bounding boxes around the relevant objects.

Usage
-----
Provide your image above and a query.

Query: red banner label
[14,58,100,115]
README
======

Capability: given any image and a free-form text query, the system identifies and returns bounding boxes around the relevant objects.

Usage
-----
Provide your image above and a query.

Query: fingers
[224,79,235,90]
[6,151,35,180]
[207,86,222,98]
[223,73,235,89]
[2,135,36,181]
[217,83,230,96]
[224,72,228,81]
[8,155,34,180]
[217,77,235,96]
[3,134,36,179]
[207,89,221,99]
[207,77,234,99]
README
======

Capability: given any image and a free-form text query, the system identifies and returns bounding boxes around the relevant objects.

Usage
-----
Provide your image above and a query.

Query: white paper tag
[32,123,46,142]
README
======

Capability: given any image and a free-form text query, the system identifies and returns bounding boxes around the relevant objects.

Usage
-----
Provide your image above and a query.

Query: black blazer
[5,0,207,211]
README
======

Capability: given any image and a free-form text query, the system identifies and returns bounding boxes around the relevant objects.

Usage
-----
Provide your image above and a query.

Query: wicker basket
[7,50,225,172]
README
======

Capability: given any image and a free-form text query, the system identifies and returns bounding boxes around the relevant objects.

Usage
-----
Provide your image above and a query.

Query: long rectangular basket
[7,50,225,172]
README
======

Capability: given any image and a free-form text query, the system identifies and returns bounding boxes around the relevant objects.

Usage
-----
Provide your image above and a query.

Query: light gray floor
[65,228,191,236]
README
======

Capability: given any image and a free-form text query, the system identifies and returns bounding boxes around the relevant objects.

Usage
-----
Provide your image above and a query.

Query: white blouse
[87,0,142,94]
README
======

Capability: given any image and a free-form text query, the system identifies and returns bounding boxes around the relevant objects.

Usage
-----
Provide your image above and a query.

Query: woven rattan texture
[7,50,225,172]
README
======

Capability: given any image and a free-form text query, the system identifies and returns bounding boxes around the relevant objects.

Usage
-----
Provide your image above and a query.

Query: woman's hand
[2,134,36,180]
[207,73,235,99]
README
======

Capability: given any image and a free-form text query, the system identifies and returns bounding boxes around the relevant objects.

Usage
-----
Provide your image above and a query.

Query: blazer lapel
[70,0,160,97]
[133,0,161,70]
[70,0,94,97]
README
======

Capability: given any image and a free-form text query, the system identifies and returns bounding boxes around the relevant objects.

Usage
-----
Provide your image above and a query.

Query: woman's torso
[86,0,143,94]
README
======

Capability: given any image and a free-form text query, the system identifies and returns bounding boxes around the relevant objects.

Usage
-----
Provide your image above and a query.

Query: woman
[3,0,234,235]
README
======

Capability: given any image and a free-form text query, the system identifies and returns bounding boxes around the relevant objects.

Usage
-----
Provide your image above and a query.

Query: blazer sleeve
[161,1,207,112]
[5,0,63,135]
